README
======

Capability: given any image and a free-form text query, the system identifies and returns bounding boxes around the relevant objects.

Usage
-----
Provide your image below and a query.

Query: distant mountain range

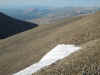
[0,7,100,24]
[0,12,38,39]
[0,7,53,20]
[31,7,100,24]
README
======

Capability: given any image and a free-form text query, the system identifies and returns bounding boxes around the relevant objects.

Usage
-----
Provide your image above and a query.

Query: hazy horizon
[0,0,100,8]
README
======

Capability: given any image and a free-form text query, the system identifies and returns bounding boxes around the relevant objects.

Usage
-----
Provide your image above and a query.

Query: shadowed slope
[0,12,38,39]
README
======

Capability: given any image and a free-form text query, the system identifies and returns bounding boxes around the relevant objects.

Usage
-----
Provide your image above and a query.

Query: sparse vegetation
[33,39,100,75]
[0,11,100,75]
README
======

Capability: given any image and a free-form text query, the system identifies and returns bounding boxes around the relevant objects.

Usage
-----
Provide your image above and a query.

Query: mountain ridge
[0,12,38,39]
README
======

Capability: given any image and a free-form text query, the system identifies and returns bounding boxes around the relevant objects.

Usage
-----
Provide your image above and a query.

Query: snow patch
[13,44,81,75]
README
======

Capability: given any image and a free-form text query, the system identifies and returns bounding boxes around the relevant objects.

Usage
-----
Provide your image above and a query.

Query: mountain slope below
[33,11,100,75]
[0,14,84,75]
[0,12,100,75]
[0,12,38,39]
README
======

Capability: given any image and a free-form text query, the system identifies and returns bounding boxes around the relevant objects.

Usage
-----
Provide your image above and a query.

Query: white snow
[13,44,81,75]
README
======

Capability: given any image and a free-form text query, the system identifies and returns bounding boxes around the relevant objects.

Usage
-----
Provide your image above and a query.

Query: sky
[0,0,100,8]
